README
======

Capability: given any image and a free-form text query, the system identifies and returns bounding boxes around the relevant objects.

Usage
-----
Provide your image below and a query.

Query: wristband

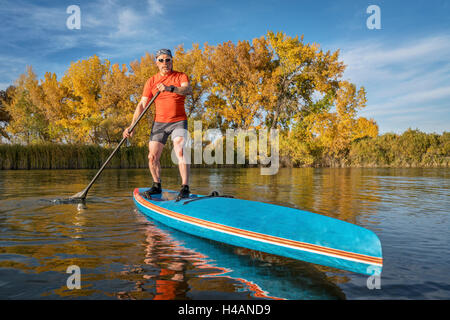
[170,86,175,93]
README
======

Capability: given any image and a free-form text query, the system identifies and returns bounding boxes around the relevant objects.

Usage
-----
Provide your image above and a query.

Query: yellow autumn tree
[205,37,274,130]
[265,31,344,129]
[61,55,110,144]
[38,72,74,142]
[98,63,136,145]
[129,52,159,87]
[265,31,349,165]
[173,44,209,119]
[5,67,50,143]
[304,81,378,165]
[126,52,160,146]
[353,117,378,140]
[278,93,334,166]
[0,85,14,139]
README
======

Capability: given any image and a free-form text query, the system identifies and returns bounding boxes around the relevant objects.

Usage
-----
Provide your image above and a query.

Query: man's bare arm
[123,96,149,138]
[173,82,192,96]
[155,82,192,96]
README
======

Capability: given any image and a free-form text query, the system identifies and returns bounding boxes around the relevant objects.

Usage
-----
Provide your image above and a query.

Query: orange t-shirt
[142,71,189,123]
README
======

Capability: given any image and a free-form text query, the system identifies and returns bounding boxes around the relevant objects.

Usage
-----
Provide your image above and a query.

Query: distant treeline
[348,129,449,168]
[0,129,448,169]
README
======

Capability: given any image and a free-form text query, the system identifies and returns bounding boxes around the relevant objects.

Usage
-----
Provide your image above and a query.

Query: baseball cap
[155,49,173,59]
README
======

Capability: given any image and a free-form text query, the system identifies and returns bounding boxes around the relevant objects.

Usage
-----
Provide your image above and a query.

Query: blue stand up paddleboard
[133,188,383,276]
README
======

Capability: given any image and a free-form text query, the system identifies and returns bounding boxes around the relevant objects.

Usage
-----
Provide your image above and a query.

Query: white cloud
[0,83,12,90]
[147,0,164,16]
[347,35,450,66]
[333,34,450,133]
[115,8,142,37]
[340,35,450,84]
[367,86,450,116]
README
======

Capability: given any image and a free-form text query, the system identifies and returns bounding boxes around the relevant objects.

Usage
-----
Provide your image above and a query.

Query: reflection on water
[0,168,449,299]
[129,215,345,300]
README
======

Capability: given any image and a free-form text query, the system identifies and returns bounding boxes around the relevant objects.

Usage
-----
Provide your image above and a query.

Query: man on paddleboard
[123,49,192,200]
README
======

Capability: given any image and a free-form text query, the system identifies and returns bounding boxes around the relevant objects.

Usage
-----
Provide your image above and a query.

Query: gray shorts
[150,120,188,145]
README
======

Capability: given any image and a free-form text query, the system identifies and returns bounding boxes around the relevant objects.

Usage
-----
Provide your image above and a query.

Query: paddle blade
[69,189,88,201]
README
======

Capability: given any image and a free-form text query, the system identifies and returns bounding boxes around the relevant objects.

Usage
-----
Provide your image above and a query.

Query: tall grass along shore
[0,130,448,169]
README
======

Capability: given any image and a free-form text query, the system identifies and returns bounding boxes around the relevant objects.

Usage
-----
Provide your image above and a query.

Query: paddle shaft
[71,91,160,200]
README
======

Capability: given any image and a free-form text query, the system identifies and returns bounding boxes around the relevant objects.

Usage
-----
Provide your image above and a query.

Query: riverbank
[0,144,154,169]
[0,136,448,170]
[0,143,250,170]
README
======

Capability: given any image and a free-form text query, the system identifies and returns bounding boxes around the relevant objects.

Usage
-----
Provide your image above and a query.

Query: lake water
[0,167,448,300]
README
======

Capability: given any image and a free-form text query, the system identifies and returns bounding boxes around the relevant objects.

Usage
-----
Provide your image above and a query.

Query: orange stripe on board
[134,190,383,267]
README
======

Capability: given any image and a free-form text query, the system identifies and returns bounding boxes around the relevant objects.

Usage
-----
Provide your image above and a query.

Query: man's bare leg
[148,141,164,183]
[173,136,189,186]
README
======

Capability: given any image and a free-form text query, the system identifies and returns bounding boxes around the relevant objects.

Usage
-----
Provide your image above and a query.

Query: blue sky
[1,0,449,134]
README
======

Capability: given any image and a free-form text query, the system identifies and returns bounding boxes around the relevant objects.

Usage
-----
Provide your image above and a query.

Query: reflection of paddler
[153,262,186,300]
[143,224,188,300]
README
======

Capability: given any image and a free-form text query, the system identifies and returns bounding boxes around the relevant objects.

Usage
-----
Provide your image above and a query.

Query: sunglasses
[157,58,172,63]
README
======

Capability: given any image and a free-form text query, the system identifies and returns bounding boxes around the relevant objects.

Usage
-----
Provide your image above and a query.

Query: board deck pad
[133,188,383,275]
